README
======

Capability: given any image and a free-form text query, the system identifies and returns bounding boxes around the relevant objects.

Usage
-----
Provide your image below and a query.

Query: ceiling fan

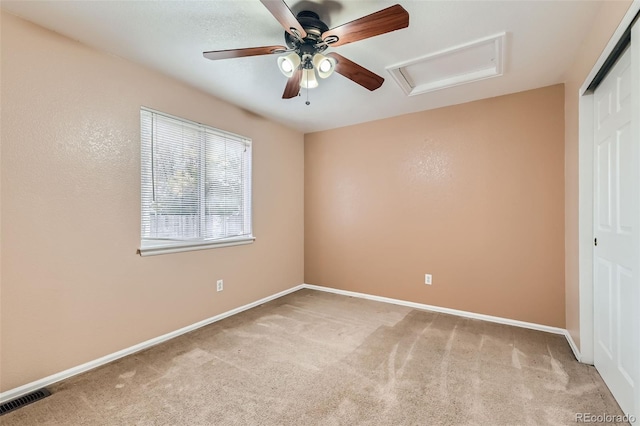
[203,1,409,100]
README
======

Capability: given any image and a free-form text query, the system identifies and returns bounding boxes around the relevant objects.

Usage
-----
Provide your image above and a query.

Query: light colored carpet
[2,289,623,425]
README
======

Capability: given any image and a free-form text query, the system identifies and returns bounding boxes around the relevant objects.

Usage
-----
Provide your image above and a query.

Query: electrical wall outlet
[216,279,224,292]
[425,274,432,285]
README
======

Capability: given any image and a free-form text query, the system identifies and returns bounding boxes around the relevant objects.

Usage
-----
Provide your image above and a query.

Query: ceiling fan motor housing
[284,10,331,59]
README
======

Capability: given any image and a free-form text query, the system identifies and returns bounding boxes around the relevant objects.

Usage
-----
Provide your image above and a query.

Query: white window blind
[139,108,253,256]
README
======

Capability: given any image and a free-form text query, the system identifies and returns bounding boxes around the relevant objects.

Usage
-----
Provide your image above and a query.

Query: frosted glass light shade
[312,53,336,79]
[300,68,318,89]
[277,53,301,77]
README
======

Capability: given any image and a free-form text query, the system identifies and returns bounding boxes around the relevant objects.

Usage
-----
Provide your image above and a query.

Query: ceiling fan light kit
[203,0,409,100]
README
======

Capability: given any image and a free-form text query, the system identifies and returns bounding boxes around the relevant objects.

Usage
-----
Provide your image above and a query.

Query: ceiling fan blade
[203,45,287,61]
[282,68,303,99]
[326,53,384,91]
[260,0,307,39]
[321,4,409,48]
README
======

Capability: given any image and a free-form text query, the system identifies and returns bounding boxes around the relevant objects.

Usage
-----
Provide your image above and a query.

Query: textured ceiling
[1,0,602,133]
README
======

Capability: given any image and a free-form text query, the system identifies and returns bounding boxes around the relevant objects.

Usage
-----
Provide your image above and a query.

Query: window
[138,108,253,256]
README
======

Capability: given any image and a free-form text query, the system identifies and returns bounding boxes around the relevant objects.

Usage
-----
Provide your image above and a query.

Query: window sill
[137,236,255,257]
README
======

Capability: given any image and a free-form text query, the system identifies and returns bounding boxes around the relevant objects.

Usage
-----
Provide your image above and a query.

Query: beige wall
[0,11,304,392]
[563,0,632,352]
[305,85,566,327]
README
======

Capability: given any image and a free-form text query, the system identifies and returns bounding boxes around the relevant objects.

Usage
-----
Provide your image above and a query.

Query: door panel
[617,124,633,233]
[617,265,634,383]
[596,138,612,230]
[595,258,613,358]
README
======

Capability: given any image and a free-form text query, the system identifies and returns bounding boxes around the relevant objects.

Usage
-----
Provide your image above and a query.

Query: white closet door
[593,39,638,419]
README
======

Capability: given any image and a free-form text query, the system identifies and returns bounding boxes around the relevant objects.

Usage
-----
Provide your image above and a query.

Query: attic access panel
[387,32,506,96]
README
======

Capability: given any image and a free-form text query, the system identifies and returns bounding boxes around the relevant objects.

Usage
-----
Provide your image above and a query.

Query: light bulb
[312,53,336,79]
[277,53,301,78]
[281,60,293,73]
[319,59,332,73]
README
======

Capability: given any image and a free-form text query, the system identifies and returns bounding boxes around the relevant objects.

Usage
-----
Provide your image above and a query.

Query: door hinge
[594,237,598,246]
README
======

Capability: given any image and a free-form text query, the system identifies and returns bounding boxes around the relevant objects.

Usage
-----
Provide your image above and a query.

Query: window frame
[138,107,254,257]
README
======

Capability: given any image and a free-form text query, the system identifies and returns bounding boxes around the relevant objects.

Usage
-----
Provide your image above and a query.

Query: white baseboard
[303,284,567,336]
[0,284,305,404]
[564,330,583,363]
